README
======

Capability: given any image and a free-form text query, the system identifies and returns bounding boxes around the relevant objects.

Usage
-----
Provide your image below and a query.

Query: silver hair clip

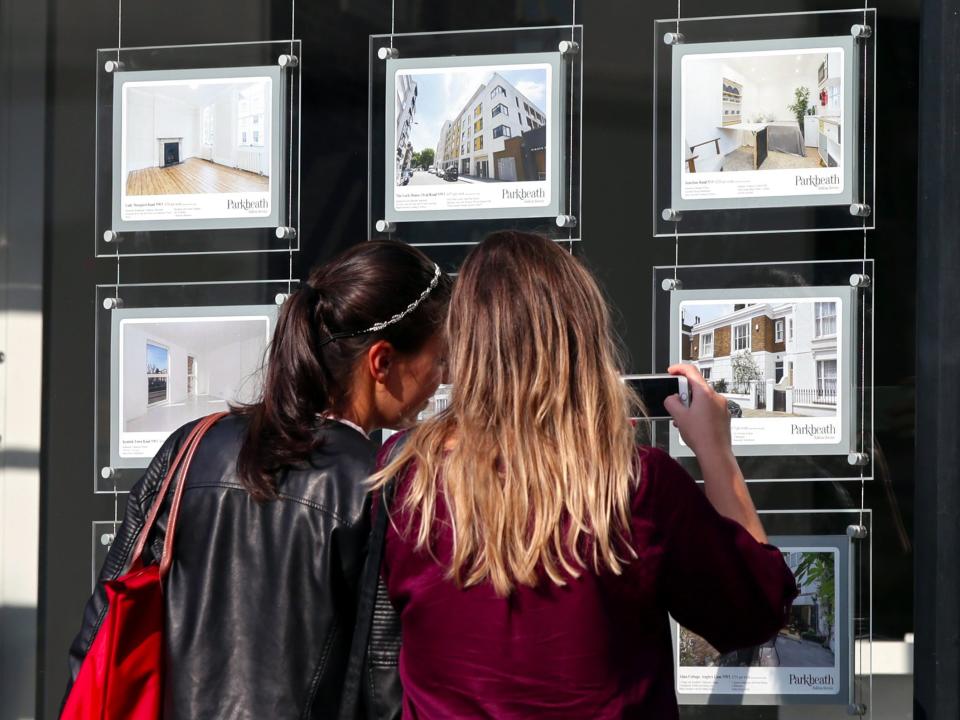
[316,263,442,348]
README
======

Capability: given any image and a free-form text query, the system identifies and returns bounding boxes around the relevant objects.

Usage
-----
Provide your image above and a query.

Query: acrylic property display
[652,259,874,482]
[369,25,582,247]
[95,40,302,256]
[94,279,294,493]
[652,9,876,237]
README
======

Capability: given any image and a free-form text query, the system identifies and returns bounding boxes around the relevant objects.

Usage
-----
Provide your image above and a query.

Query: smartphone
[622,374,690,420]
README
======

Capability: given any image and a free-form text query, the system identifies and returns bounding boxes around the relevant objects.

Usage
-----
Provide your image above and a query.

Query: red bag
[61,412,227,720]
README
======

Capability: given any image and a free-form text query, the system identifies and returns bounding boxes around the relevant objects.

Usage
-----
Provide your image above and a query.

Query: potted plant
[788,86,812,131]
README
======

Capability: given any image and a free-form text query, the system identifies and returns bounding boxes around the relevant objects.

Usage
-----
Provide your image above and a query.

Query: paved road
[775,635,835,667]
[407,171,466,186]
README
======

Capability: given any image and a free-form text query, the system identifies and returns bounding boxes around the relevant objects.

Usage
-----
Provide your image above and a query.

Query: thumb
[663,394,689,421]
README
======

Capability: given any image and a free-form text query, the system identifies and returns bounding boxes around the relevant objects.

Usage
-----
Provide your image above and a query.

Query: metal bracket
[277,54,299,69]
[102,229,121,244]
[100,466,117,480]
[849,203,871,217]
[275,226,297,240]
[274,293,290,306]
[846,525,868,541]
[661,278,683,292]
[558,40,580,57]
[849,273,872,289]
[850,24,872,40]
[847,451,870,466]
[663,32,685,45]
[375,219,396,234]
[661,208,683,222]
[102,297,123,310]
[100,532,116,547]
[104,60,124,73]
[377,47,399,61]
[555,214,578,229]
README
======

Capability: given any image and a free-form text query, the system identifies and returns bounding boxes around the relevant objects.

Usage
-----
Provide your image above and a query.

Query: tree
[788,86,811,131]
[794,552,835,646]
[418,147,435,168]
[730,350,763,394]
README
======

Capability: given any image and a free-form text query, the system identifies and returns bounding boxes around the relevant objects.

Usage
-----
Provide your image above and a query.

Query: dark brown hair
[235,240,451,500]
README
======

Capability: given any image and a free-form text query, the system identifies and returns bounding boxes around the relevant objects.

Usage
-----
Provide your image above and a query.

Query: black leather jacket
[65,414,401,719]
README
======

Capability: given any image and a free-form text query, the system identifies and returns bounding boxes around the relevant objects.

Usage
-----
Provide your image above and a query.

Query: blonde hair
[371,232,642,596]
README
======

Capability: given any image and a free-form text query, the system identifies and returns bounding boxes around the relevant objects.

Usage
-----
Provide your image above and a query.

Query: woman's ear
[366,340,395,384]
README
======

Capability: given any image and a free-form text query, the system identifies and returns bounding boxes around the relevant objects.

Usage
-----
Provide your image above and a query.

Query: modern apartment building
[683,300,839,415]
[435,72,546,180]
[395,75,418,178]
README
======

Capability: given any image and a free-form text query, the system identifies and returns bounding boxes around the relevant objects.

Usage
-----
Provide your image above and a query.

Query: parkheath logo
[789,673,835,687]
[227,198,269,211]
[796,174,840,188]
[791,423,836,436]
[502,188,545,201]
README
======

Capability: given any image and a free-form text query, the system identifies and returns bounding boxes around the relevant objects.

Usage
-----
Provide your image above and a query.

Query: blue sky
[681,302,736,328]
[146,343,168,373]
[399,66,548,153]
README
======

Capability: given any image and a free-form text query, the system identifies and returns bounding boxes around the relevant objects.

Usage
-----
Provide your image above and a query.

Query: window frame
[732,321,751,352]
[700,330,714,357]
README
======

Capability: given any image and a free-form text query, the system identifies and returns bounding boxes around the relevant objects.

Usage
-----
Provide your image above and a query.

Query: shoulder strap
[338,437,407,720]
[128,411,228,576]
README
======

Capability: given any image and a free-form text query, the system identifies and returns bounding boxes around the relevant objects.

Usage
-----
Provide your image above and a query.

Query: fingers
[667,363,712,393]
[663,393,689,421]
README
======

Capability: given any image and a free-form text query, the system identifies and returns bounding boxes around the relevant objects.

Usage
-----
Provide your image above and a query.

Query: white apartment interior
[121,318,268,433]
[683,50,843,172]
[123,79,271,196]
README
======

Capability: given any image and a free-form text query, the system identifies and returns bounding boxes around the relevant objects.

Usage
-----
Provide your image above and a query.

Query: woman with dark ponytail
[65,240,451,719]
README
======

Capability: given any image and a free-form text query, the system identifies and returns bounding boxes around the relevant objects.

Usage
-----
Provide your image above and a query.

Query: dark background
[35,0,918,717]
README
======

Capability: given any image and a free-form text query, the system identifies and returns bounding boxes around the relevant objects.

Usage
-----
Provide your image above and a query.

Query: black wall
[38,1,920,716]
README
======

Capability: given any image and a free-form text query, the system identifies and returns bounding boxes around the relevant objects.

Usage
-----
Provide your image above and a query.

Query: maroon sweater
[378,444,798,719]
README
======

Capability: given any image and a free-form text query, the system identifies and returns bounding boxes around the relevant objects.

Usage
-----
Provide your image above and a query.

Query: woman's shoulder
[630,443,700,517]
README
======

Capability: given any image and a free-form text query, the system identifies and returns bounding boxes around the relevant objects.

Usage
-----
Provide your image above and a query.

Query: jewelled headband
[315,263,442,348]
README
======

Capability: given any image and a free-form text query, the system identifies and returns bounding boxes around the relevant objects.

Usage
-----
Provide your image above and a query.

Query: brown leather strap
[159,411,227,580]
[127,412,227,575]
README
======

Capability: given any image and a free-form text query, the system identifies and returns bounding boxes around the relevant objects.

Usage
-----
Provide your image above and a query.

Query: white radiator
[237,149,264,175]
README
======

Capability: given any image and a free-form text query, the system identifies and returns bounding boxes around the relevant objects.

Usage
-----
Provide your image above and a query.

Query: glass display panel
[369,26,582,248]
[652,259,874,482]
[95,41,301,256]
[94,280,294,493]
[673,508,872,713]
[653,9,875,237]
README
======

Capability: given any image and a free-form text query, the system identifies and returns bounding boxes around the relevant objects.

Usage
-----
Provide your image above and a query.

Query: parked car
[442,166,459,182]
[427,165,436,174]
[400,168,413,186]
[726,400,743,418]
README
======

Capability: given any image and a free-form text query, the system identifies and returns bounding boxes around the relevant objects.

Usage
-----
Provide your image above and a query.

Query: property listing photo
[673,37,854,207]
[114,67,281,227]
[674,536,848,704]
[680,298,842,420]
[112,306,275,462]
[385,52,564,221]
[682,47,842,174]
[393,64,549,187]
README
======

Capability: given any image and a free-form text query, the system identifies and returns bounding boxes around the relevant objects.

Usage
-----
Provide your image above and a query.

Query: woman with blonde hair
[372,231,797,718]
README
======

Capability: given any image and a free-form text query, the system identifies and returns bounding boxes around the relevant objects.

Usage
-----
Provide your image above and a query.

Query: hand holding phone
[622,374,690,420]
[663,364,734,458]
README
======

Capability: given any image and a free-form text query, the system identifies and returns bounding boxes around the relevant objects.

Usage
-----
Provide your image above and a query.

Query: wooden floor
[126,158,269,196]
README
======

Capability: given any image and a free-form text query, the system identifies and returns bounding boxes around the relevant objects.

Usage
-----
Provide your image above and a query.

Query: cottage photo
[677,39,851,204]
[675,542,844,701]
[114,67,282,228]
[677,294,846,449]
[113,308,274,460]
[386,53,562,220]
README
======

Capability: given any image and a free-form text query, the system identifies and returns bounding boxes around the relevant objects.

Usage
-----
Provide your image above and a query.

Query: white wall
[740,63,819,124]
[203,334,265,403]
[125,88,157,174]
[682,59,742,157]
[124,88,202,173]
[121,324,148,424]
[212,86,238,170]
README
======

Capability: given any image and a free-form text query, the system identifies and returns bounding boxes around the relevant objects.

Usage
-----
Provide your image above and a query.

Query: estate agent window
[700,330,714,357]
[814,302,838,338]
[733,322,750,352]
